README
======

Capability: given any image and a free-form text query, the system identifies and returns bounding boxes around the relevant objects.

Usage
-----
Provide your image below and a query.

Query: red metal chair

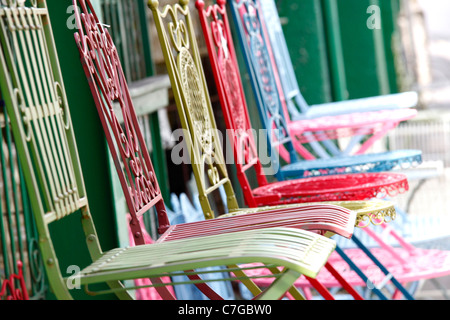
[196,0,409,210]
[72,0,371,300]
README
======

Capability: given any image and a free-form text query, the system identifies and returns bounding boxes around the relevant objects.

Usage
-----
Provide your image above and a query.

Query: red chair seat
[158,203,357,241]
[252,173,408,204]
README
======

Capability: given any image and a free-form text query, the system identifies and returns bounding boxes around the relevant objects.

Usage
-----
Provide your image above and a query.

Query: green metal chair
[0,0,339,300]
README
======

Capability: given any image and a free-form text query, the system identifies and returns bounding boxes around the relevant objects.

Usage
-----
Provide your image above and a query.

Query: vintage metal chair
[200,0,450,299]
[0,261,28,300]
[147,0,419,300]
[73,0,366,300]
[258,0,418,161]
[0,0,350,300]
[260,0,418,119]
[71,0,376,300]
[194,0,411,209]
[228,0,421,169]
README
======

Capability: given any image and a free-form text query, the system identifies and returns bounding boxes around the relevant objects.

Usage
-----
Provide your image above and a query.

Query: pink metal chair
[197,0,450,299]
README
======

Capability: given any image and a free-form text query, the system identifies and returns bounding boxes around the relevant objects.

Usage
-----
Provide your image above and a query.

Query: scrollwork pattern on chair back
[73,1,164,228]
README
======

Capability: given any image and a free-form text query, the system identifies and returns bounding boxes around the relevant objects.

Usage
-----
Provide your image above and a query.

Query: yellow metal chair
[147,0,406,299]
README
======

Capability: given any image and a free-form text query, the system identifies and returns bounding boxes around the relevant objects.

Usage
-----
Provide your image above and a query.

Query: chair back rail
[149,0,240,217]
[0,0,106,298]
[196,0,269,207]
[72,0,170,240]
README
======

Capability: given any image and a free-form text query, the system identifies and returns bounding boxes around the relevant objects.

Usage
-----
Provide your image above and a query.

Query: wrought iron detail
[0,261,29,300]
[73,0,168,237]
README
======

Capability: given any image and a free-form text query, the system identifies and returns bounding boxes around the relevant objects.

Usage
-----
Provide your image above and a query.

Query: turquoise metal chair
[259,0,419,160]
[260,0,418,119]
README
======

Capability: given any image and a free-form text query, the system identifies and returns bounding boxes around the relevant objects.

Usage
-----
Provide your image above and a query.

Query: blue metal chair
[225,0,421,182]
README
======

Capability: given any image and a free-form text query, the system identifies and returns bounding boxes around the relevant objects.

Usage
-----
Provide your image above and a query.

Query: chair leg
[324,262,364,300]
[335,245,388,300]
[304,276,335,300]
[150,277,177,300]
[351,235,414,300]
[256,269,302,300]
[267,267,305,300]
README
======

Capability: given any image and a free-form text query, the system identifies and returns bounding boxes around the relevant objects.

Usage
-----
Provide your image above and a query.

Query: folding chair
[0,0,345,300]
[201,0,450,299]
[72,0,375,300]
[229,0,421,170]
[147,0,423,300]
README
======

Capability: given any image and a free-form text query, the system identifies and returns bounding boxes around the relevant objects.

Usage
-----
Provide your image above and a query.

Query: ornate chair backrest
[0,0,101,297]
[72,0,170,240]
[196,0,269,207]
[149,0,240,217]
[259,0,309,118]
[227,0,299,176]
